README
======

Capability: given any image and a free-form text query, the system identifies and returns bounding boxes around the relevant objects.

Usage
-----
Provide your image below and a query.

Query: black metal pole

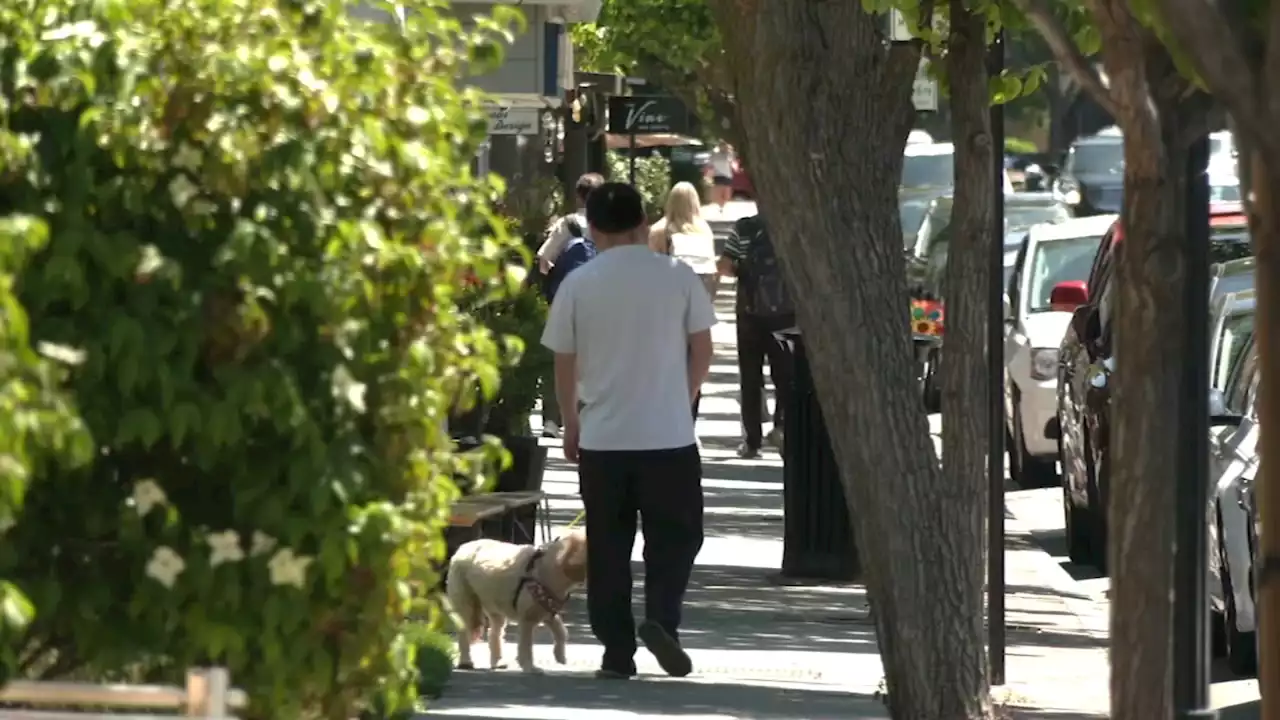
[987,29,1007,687]
[1173,134,1215,719]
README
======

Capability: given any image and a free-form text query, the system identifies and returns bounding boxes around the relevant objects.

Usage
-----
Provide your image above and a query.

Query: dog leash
[565,510,586,530]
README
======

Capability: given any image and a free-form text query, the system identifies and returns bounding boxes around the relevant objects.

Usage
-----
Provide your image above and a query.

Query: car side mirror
[1050,280,1089,313]
[1209,389,1244,427]
[1070,304,1100,344]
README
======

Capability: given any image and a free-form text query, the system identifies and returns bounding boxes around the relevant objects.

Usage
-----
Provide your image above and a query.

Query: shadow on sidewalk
[425,671,889,719]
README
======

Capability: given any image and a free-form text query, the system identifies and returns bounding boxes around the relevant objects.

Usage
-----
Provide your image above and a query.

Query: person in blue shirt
[538,173,603,437]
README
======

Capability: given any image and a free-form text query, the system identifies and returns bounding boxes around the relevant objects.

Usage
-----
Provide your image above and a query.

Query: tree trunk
[706,2,990,717]
[939,0,996,711]
[1247,153,1280,720]
[1089,16,1193,715]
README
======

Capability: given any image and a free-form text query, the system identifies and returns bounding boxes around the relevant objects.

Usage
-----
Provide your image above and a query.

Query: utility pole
[1172,134,1214,720]
[986,28,1007,687]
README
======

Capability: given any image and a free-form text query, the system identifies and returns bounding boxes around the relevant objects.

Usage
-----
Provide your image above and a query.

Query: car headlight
[1031,348,1059,381]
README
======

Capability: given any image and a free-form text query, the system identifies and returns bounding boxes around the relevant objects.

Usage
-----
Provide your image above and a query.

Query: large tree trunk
[706,2,990,718]
[939,0,996,711]
[1088,11,1198,715]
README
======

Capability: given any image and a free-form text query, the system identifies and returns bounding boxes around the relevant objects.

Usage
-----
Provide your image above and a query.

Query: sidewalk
[423,287,1109,719]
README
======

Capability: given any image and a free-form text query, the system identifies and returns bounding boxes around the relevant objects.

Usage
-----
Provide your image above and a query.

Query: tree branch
[1009,0,1121,120]
[1152,0,1277,155]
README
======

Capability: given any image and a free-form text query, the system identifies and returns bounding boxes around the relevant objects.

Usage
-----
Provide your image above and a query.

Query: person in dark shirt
[717,214,793,458]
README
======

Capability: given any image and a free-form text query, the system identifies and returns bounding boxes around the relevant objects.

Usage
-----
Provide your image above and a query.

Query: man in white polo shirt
[541,182,717,680]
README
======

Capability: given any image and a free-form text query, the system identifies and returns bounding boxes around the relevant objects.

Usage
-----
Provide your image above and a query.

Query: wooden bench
[0,668,245,719]
[447,491,549,548]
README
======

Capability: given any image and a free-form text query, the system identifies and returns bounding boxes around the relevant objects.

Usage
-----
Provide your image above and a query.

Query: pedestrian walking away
[650,181,718,423]
[535,172,604,438]
[717,213,795,458]
[541,182,717,680]
[706,141,736,210]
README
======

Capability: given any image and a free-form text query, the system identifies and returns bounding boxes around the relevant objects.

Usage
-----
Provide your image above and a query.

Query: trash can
[775,328,860,581]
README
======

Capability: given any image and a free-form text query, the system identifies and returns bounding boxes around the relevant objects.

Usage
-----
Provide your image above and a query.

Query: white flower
[267,548,314,589]
[168,175,198,208]
[172,143,203,172]
[145,546,186,589]
[132,480,168,516]
[205,530,244,567]
[250,531,277,557]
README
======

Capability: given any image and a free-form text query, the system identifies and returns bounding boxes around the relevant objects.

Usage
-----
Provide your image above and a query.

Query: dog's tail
[445,563,484,642]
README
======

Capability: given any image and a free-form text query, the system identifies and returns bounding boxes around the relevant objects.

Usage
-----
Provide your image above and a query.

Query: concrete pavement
[423,285,1112,719]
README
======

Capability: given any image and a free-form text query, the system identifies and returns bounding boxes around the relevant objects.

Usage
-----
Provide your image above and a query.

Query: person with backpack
[717,214,795,459]
[537,173,604,438]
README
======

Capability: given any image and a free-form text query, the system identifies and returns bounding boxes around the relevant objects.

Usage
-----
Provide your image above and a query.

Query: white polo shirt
[541,244,718,451]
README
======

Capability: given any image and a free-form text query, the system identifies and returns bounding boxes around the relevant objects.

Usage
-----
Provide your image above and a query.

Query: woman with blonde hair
[650,181,718,425]
[650,181,718,299]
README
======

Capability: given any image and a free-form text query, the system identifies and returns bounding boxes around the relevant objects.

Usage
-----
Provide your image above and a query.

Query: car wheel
[1013,404,1057,488]
[922,349,941,413]
[1219,517,1258,676]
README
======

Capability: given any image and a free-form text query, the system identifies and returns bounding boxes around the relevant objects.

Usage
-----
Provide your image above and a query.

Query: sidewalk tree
[1139,4,1280,712]
[0,0,520,716]
[584,1,989,717]
[1014,1,1221,717]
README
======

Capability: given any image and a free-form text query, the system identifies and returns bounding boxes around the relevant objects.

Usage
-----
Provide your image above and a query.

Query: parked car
[1054,204,1253,571]
[1207,330,1261,676]
[1053,127,1124,216]
[1003,215,1115,487]
[900,196,933,249]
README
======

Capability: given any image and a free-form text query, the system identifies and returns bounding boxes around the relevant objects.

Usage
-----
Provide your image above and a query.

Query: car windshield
[1069,142,1124,175]
[1212,184,1242,203]
[900,202,929,240]
[902,153,954,188]
[1215,312,1255,389]
[1213,271,1255,301]
[1006,204,1070,233]
[1027,236,1105,312]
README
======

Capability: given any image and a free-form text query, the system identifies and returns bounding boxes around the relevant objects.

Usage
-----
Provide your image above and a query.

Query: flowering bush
[0,0,522,716]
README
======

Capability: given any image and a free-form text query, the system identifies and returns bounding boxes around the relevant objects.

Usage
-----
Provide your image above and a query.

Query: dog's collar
[512,548,569,616]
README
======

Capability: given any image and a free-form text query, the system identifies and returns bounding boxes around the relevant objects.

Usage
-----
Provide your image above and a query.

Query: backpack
[739,221,794,317]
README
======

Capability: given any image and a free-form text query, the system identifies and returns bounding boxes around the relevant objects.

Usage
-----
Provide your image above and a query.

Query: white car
[1207,330,1261,676]
[1002,214,1116,487]
[903,142,1016,193]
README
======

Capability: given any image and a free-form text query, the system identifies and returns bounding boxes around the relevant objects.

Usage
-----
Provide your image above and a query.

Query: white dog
[446,530,588,673]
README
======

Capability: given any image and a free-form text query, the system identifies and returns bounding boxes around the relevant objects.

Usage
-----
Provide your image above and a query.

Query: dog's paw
[457,661,475,671]
[554,647,567,665]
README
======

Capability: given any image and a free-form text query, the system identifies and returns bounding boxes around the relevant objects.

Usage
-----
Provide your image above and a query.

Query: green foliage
[412,629,456,699]
[0,0,523,716]
[607,151,672,220]
[480,283,551,437]
[1005,136,1040,153]
[589,0,719,78]
[0,211,93,677]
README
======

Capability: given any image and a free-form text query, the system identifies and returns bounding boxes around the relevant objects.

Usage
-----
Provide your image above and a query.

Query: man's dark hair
[574,173,606,203]
[585,182,645,233]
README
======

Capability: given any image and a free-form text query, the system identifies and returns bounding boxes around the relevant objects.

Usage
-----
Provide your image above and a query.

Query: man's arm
[553,352,579,427]
[718,224,747,277]
[685,270,719,401]
[687,330,713,401]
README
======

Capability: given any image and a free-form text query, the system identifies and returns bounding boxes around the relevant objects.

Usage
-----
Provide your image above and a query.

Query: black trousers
[578,445,704,671]
[737,312,795,449]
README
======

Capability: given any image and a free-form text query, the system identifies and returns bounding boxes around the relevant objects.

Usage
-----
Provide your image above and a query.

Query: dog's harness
[511,548,569,616]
